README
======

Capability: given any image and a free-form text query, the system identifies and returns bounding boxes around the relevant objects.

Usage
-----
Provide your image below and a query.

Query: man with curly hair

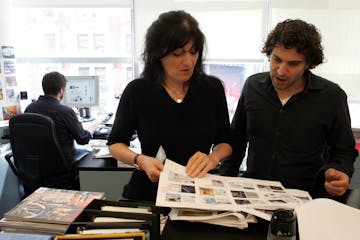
[220,19,358,198]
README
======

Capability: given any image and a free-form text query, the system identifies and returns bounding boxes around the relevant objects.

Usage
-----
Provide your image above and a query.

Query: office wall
[0,0,19,120]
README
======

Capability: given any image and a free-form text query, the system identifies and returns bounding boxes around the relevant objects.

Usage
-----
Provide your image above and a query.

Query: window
[41,8,54,18]
[133,0,360,126]
[11,1,360,127]
[43,34,56,51]
[77,34,90,50]
[13,7,133,115]
[204,62,263,120]
[95,67,106,76]
[78,67,90,76]
[93,34,105,51]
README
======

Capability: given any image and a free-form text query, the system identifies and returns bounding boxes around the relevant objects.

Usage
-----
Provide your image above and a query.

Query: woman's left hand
[185,151,218,178]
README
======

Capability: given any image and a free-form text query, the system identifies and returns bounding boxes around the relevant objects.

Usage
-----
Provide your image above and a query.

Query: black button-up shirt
[220,70,358,194]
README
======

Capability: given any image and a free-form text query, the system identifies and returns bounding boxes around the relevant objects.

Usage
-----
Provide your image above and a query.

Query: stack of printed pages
[0,187,104,235]
[156,160,312,229]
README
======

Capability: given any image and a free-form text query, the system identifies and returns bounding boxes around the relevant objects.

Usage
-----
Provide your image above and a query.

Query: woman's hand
[185,151,218,178]
[136,155,164,182]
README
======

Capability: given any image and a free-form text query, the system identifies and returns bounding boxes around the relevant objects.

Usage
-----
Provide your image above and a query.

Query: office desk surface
[77,154,117,169]
[162,218,268,240]
[76,153,133,170]
[76,154,360,238]
[161,189,360,240]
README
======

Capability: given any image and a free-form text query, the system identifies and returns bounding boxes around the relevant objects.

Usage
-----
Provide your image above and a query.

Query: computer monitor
[62,75,99,119]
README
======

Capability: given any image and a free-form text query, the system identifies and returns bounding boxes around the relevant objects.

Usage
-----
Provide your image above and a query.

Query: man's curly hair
[262,19,324,69]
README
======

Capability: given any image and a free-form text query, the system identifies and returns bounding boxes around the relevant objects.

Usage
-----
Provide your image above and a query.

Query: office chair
[5,113,80,197]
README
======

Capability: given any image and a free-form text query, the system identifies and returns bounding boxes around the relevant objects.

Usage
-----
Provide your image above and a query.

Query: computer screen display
[62,75,99,107]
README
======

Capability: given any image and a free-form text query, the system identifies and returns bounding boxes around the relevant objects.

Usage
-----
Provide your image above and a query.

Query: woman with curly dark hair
[221,19,358,198]
[108,10,232,202]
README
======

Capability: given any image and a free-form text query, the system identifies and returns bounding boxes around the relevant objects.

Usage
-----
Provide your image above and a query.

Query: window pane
[78,67,90,75]
[43,34,56,50]
[93,34,105,51]
[204,62,263,121]
[13,7,132,115]
[78,34,89,50]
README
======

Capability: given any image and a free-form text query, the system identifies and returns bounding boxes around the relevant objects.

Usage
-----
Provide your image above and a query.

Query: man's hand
[185,151,218,178]
[324,168,350,196]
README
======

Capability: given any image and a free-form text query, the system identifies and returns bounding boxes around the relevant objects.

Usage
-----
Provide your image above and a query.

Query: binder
[66,199,160,240]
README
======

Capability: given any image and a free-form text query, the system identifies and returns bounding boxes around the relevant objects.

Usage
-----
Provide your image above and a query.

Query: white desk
[0,120,9,128]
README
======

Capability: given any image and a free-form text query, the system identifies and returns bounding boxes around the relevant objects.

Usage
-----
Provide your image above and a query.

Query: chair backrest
[8,113,77,196]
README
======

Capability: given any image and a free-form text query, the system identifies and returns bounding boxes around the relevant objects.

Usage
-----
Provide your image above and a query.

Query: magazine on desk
[0,188,104,235]
[4,187,105,224]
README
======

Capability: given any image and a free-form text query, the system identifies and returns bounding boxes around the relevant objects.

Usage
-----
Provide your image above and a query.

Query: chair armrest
[4,152,20,177]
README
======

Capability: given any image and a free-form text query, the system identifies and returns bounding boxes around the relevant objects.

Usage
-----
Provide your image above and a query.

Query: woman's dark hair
[262,19,324,69]
[42,71,67,95]
[141,10,206,84]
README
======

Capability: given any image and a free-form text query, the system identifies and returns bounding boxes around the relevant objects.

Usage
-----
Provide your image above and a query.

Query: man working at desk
[220,19,358,197]
[25,71,99,167]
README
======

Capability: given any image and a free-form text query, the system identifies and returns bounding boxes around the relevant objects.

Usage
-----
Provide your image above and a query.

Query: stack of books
[0,187,104,235]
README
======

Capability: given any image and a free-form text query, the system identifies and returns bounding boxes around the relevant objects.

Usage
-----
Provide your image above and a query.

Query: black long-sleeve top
[108,76,231,202]
[220,70,358,194]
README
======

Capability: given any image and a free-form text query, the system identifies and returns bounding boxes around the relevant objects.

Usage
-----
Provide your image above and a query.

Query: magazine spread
[156,160,311,213]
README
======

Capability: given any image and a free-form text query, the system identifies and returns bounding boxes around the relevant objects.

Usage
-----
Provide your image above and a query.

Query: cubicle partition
[77,154,133,201]
[0,152,22,218]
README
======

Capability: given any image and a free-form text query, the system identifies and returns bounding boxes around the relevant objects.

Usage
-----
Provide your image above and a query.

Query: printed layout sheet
[156,160,311,212]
